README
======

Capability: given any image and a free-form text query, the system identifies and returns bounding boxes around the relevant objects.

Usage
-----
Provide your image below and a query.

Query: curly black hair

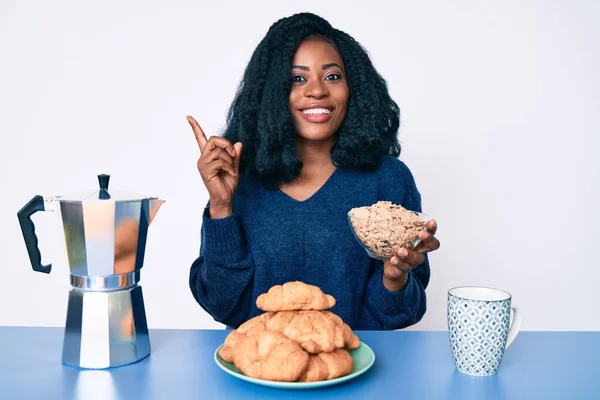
[222,12,401,189]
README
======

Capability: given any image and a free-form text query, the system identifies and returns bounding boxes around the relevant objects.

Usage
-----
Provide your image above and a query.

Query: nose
[304,79,329,99]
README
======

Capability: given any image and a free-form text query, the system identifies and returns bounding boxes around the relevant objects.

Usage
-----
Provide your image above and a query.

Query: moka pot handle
[17,195,51,274]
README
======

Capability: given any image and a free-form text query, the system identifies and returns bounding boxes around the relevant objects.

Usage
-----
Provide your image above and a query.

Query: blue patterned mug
[447,286,521,376]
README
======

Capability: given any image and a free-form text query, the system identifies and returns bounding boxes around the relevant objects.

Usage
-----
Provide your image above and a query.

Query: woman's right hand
[187,115,243,219]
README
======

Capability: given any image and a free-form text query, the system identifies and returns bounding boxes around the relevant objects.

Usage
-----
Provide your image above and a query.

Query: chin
[295,123,339,142]
[297,130,336,142]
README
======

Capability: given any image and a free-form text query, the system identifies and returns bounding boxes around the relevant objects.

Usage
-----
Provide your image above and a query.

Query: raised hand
[187,115,243,218]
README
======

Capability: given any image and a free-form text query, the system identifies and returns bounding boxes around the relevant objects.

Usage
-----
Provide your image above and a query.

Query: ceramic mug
[447,286,521,376]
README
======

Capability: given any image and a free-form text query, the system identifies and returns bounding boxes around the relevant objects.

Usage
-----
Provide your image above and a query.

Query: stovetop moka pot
[17,174,164,369]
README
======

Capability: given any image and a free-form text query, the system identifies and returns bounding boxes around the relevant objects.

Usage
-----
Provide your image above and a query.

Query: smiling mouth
[297,107,335,124]
[300,107,333,116]
[297,107,334,123]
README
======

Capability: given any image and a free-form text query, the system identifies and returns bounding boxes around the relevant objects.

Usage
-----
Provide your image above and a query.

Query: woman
[187,12,440,330]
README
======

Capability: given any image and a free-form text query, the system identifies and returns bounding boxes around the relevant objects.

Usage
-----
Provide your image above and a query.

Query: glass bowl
[347,210,432,261]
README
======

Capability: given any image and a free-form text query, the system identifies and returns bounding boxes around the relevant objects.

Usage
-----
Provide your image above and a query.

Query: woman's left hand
[383,219,440,291]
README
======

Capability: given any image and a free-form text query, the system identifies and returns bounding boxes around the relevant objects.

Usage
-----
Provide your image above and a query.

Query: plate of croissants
[214,281,375,389]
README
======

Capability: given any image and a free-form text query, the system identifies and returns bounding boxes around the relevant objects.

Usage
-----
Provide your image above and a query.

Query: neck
[295,136,336,179]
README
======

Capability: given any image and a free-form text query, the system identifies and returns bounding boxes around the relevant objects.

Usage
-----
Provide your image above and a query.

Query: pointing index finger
[187,115,208,152]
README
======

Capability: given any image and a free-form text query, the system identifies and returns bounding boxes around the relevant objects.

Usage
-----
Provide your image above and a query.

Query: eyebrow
[291,63,344,71]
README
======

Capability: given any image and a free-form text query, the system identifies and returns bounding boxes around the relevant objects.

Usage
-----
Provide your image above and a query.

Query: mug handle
[505,306,521,348]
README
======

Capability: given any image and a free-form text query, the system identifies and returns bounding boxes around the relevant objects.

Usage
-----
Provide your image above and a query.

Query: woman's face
[288,37,349,143]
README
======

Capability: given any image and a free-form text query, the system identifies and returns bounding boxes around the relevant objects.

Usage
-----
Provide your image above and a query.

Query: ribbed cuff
[200,207,247,265]
[368,270,419,317]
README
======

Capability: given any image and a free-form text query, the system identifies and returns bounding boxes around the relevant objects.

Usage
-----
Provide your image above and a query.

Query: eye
[291,75,306,83]
[325,73,342,81]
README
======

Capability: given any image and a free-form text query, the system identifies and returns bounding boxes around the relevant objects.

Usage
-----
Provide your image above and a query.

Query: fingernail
[398,249,407,258]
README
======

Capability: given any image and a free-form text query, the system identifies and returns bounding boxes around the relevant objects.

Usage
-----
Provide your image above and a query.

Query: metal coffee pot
[17,174,164,369]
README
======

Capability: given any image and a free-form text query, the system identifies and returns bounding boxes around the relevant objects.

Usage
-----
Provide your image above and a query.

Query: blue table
[0,327,598,399]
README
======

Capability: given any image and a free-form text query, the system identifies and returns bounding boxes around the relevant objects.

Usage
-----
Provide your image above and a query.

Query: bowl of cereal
[347,201,431,261]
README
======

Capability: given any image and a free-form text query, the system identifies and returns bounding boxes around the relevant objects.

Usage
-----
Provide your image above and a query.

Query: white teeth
[302,108,331,115]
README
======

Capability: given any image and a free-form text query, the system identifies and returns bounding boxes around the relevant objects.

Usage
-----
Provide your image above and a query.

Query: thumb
[233,142,243,172]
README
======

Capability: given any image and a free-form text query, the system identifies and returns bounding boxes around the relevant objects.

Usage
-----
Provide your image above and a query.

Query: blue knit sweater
[189,156,430,330]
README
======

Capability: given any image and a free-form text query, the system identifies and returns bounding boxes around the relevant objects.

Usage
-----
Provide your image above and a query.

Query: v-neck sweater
[189,156,430,330]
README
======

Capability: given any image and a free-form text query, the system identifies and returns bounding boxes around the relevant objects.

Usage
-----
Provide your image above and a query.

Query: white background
[1,0,598,331]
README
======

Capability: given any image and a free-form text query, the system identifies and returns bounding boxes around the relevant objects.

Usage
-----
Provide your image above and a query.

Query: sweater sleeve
[189,206,255,328]
[360,158,431,330]
[362,257,429,330]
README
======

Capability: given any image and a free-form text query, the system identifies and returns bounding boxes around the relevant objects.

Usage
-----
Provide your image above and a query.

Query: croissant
[297,349,354,382]
[236,312,274,336]
[231,330,310,382]
[219,282,361,383]
[218,330,245,363]
[256,281,336,312]
[323,311,361,350]
[265,311,359,353]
